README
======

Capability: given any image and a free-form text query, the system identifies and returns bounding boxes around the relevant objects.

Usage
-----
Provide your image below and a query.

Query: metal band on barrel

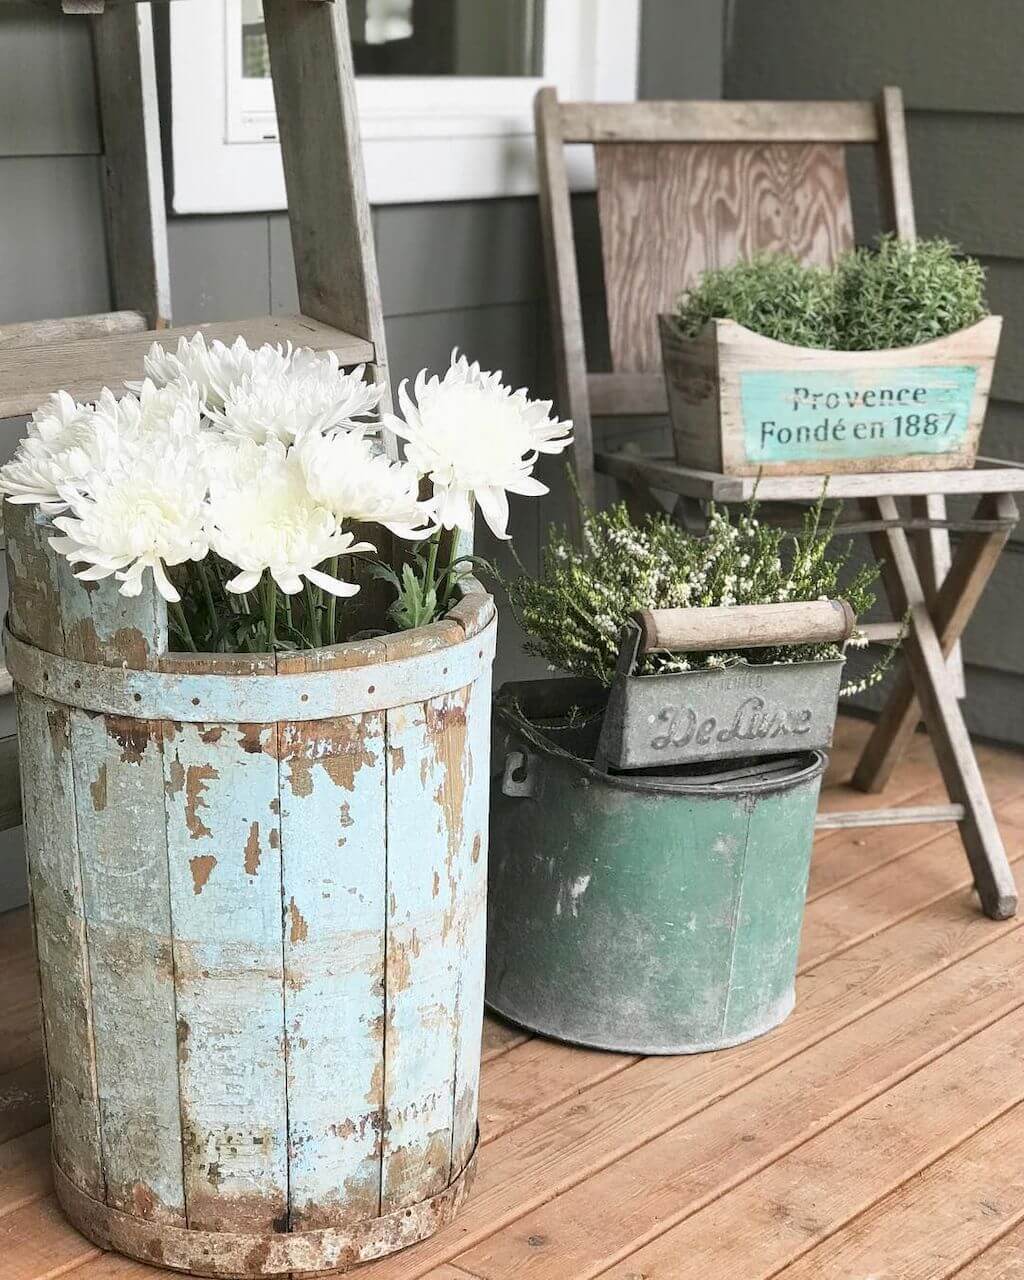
[4,619,496,723]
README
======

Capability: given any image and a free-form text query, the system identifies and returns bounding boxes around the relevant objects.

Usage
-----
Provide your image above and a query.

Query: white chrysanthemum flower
[296,428,433,538]
[385,350,572,539]
[135,333,293,411]
[210,361,382,444]
[48,438,209,602]
[0,391,123,514]
[206,439,372,596]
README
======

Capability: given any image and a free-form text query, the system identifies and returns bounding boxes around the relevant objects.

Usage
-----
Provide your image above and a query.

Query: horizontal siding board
[168,214,271,326]
[960,544,1024,676]
[0,13,99,158]
[271,197,602,323]
[725,0,1024,114]
[0,157,110,327]
[904,113,1024,259]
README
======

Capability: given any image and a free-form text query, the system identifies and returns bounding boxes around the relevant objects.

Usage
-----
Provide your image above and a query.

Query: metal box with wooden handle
[595,599,855,771]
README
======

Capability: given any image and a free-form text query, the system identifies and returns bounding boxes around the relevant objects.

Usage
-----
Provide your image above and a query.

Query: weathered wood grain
[595,141,854,374]
[162,720,289,1233]
[278,705,387,1229]
[70,709,183,1224]
[0,314,373,420]
[91,3,171,326]
[15,691,103,1198]
[560,99,879,145]
[380,692,459,1210]
[263,0,391,416]
[448,672,490,1178]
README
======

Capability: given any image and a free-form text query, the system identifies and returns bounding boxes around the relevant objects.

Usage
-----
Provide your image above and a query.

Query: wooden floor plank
[0,1127,50,1218]
[0,1059,48,1146]
[453,930,1024,1279]
[479,1040,637,1146]
[953,1221,1024,1279]
[0,1195,100,1280]
[346,885,1023,1278]
[588,1006,1024,1280]
[480,1016,531,1063]
[774,1102,1024,1280]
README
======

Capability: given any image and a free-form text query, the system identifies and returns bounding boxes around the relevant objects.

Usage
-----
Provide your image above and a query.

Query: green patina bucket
[486,684,826,1054]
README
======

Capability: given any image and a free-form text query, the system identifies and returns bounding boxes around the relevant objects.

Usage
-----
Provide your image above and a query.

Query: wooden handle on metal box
[633,600,856,655]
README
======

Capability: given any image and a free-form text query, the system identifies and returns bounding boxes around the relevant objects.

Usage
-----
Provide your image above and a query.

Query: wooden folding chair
[536,86,1024,919]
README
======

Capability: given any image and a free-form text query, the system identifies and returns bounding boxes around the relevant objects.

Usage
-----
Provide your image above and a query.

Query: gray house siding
[723,0,1024,745]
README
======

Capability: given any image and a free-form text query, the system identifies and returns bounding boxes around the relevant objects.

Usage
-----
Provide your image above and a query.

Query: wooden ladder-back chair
[536,86,1024,922]
[536,86,915,510]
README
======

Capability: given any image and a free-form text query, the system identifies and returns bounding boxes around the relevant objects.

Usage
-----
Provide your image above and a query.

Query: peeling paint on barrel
[6,502,494,1273]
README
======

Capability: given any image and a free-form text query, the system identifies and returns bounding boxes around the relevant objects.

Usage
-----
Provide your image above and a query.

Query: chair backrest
[535,88,916,504]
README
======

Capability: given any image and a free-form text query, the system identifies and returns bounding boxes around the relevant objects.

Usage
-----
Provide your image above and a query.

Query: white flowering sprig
[0,340,569,653]
[508,495,891,694]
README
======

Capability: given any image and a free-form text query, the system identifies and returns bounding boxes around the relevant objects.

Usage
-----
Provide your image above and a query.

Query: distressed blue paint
[163,721,289,1233]
[70,708,185,1223]
[279,712,387,1229]
[16,690,104,1198]
[449,674,490,1177]
[739,364,978,465]
[4,621,497,723]
[381,688,470,1211]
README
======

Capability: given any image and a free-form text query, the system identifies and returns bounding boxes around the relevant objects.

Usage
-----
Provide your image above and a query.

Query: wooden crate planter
[659,313,1002,476]
[3,504,495,1278]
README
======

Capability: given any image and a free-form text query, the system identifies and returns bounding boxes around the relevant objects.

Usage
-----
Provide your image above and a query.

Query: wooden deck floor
[3,715,1024,1279]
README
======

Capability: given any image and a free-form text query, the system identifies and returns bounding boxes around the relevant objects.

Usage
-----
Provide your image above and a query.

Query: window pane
[240,0,543,79]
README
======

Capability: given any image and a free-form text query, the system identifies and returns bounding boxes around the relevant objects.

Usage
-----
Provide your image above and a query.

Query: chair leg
[911,494,965,697]
[860,497,1017,920]
[853,493,1017,795]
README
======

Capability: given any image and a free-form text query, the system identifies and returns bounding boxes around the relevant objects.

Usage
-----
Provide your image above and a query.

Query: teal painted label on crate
[739,364,978,465]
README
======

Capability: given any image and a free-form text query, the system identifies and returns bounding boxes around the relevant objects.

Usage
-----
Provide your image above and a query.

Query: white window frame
[170,0,640,213]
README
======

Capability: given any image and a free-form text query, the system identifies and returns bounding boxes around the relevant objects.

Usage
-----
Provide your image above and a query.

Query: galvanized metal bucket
[4,504,494,1278]
[487,685,826,1054]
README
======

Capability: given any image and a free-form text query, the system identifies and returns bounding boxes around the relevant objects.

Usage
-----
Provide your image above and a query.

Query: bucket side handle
[631,600,855,661]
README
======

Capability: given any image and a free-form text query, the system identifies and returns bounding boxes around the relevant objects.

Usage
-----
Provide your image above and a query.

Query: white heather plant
[1,337,572,653]
[508,497,893,696]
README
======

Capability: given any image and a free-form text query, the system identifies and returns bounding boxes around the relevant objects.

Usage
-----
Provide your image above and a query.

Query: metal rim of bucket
[495,702,827,798]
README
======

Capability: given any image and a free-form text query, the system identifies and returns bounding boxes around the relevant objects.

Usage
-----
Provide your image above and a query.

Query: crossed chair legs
[852,492,1020,920]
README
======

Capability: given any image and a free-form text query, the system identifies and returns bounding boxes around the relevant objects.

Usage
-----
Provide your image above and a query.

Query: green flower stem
[325,556,339,645]
[304,580,322,648]
[263,574,277,650]
[424,531,441,598]
[195,559,218,634]
[169,601,198,652]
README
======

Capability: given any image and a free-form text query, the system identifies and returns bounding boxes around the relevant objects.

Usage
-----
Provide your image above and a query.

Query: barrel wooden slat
[5,506,64,656]
[70,708,184,1224]
[382,687,468,1210]
[15,691,104,1199]
[449,668,491,1178]
[54,553,166,670]
[162,721,290,1234]
[278,707,387,1229]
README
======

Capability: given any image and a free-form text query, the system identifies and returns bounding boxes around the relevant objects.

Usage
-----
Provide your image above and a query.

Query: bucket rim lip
[623,655,847,684]
[495,701,827,796]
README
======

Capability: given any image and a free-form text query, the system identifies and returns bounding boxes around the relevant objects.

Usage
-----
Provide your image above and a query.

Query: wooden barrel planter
[3,505,495,1278]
